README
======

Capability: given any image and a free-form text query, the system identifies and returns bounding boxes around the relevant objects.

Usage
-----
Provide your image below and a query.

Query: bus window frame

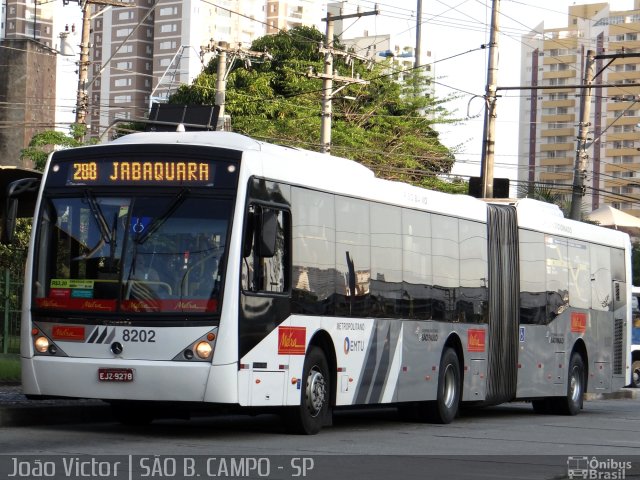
[241,199,291,298]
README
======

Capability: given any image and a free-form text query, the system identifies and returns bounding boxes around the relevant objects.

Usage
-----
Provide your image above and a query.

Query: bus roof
[102,131,630,248]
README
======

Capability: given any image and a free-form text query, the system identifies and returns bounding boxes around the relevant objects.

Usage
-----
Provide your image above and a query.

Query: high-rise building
[88,0,270,139]
[0,0,58,166]
[3,0,54,47]
[519,1,640,216]
[265,0,320,34]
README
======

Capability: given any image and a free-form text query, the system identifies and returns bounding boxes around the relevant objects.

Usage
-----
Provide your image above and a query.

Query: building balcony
[541,114,575,123]
[543,54,577,65]
[539,172,572,181]
[542,70,577,80]
[541,100,575,109]
[605,148,640,157]
[540,157,572,166]
[540,142,573,152]
[541,127,574,137]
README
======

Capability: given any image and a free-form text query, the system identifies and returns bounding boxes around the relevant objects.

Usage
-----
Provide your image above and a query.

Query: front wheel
[426,347,461,424]
[284,346,331,435]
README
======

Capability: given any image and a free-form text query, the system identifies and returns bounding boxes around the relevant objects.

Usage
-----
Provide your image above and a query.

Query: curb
[585,388,639,401]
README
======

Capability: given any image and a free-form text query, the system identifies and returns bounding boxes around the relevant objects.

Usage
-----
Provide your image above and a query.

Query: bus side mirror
[1,178,41,245]
[258,208,278,258]
[1,197,18,244]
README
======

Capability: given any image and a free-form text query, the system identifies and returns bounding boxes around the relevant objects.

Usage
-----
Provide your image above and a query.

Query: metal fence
[1,268,24,354]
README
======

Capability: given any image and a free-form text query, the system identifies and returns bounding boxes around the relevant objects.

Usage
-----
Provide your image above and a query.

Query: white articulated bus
[2,131,631,434]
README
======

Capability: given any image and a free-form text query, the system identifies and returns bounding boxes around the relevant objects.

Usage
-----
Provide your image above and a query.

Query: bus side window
[242,205,289,293]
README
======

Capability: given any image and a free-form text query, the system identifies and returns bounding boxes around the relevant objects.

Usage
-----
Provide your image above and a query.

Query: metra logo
[278,327,306,355]
[343,337,365,355]
[468,329,486,352]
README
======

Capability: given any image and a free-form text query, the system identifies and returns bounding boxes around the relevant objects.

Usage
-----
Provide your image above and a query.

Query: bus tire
[284,346,330,435]
[553,352,585,415]
[631,360,640,388]
[426,347,461,424]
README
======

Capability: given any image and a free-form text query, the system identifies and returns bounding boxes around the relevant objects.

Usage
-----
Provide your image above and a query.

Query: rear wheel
[284,346,330,435]
[426,347,461,424]
[549,352,585,415]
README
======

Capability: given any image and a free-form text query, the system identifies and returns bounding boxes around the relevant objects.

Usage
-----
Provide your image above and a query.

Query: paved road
[1,388,639,480]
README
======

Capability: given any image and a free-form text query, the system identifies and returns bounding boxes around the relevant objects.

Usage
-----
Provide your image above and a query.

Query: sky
[336,0,633,182]
[49,0,635,182]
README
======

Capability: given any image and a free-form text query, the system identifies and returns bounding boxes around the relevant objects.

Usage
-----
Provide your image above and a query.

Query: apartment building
[265,0,320,34]
[519,1,640,216]
[2,0,54,47]
[0,0,58,166]
[87,0,276,138]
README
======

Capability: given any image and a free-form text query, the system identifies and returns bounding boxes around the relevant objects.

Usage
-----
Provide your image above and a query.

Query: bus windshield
[33,191,231,314]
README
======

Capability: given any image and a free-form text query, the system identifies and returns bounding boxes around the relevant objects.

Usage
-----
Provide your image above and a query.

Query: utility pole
[74,0,91,137]
[199,41,273,131]
[480,0,500,198]
[414,0,422,69]
[321,15,335,154]
[215,45,228,131]
[69,0,129,140]
[569,50,595,221]
[314,7,378,153]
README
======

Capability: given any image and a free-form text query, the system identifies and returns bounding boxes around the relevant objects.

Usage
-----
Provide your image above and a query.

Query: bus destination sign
[63,160,215,186]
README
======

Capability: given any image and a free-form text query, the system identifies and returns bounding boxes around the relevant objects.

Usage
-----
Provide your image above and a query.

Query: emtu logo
[343,337,364,355]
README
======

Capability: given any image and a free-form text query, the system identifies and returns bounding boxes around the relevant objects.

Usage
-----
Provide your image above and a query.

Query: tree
[19,124,89,171]
[169,26,462,192]
[1,124,94,287]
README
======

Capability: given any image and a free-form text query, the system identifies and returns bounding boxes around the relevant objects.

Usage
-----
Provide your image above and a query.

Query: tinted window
[335,197,370,316]
[370,203,402,317]
[291,188,335,315]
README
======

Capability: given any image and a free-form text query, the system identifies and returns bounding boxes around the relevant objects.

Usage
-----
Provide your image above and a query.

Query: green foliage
[0,355,20,382]
[20,123,94,171]
[169,26,462,192]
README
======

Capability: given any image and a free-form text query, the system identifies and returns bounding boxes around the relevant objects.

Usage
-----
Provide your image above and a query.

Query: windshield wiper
[135,189,189,244]
[86,190,113,244]
[72,191,112,261]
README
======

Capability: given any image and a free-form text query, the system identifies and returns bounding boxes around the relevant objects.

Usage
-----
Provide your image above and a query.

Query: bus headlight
[34,336,50,353]
[195,341,212,359]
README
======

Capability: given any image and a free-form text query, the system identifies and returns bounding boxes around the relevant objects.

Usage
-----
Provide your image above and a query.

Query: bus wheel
[631,361,640,388]
[284,346,330,435]
[427,347,461,424]
[554,352,585,415]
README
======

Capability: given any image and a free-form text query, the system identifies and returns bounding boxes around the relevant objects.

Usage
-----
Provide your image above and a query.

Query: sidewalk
[0,382,112,427]
[0,382,637,428]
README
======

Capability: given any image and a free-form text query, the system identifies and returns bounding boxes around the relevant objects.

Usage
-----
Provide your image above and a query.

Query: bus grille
[613,317,624,375]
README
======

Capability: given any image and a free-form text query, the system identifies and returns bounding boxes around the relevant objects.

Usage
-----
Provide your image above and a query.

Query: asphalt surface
[0,381,637,428]
[0,382,112,427]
